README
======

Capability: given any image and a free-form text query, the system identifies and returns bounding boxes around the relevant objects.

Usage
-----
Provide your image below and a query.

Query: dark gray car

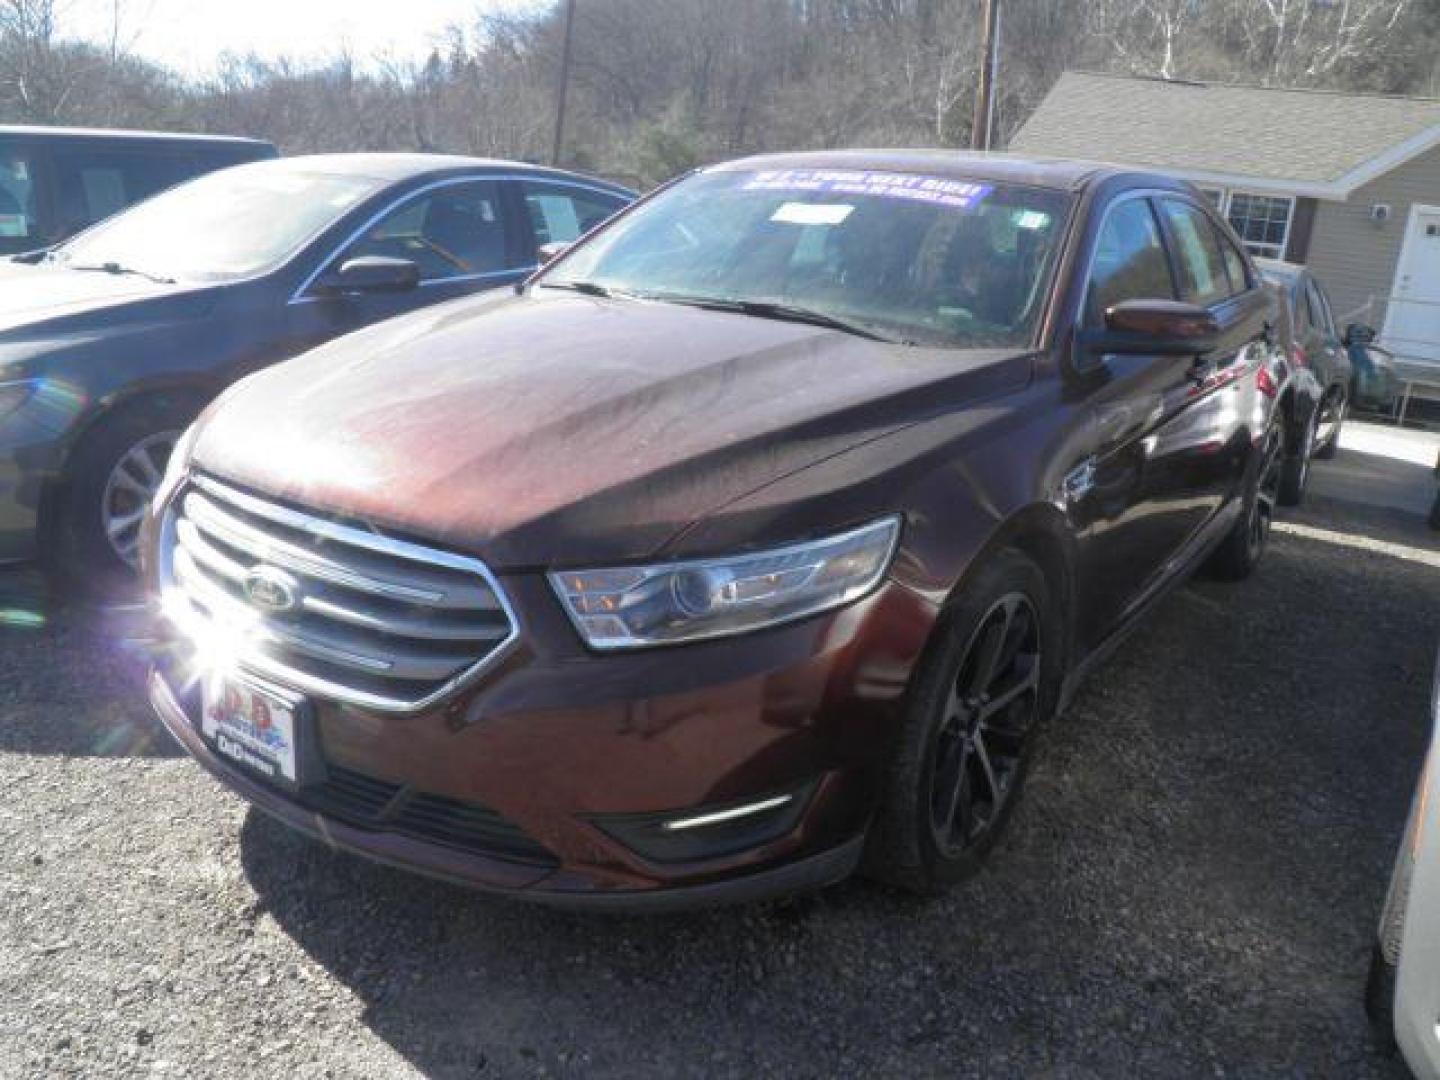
[1256,259,1352,505]
[0,153,632,589]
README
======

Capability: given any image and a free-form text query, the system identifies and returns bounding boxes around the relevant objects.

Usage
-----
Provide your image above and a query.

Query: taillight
[1256,366,1279,398]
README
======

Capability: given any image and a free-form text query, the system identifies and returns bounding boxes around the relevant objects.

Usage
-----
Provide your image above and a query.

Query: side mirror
[536,241,569,266]
[315,256,420,296]
[1079,299,1221,359]
[1344,322,1376,347]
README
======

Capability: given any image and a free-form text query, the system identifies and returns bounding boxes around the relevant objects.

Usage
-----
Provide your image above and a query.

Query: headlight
[0,379,36,423]
[548,516,901,649]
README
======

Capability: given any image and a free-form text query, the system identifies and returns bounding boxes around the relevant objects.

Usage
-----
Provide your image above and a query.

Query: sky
[62,0,551,78]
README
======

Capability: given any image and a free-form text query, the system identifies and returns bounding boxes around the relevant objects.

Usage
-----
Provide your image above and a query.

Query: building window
[1225,192,1294,260]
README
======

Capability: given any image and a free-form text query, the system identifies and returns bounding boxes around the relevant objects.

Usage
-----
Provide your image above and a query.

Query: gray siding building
[1011,72,1440,363]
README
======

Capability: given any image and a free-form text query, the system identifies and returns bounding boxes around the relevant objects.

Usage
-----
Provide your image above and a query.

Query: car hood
[190,293,1031,568]
[0,261,224,340]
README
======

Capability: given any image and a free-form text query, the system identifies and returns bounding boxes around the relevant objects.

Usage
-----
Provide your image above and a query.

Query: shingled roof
[1009,71,1440,199]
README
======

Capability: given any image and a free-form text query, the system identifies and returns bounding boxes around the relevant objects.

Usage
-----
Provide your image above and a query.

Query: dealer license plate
[201,674,301,786]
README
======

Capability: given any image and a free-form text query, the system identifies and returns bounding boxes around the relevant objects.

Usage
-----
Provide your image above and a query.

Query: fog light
[593,782,816,864]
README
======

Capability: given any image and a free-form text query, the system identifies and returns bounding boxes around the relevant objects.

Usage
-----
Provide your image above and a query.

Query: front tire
[53,399,193,596]
[865,549,1061,894]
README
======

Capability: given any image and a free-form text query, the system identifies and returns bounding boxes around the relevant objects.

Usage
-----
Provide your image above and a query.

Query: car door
[297,176,528,336]
[1070,192,1264,643]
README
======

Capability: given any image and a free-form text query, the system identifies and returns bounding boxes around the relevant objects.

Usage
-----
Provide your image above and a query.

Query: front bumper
[147,579,934,909]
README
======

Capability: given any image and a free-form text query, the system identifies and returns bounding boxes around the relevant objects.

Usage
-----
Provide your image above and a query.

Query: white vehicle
[1369,648,1440,1076]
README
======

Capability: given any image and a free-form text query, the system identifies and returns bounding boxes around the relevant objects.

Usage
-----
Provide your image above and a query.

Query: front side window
[544,167,1072,349]
[1160,199,1233,307]
[522,182,625,248]
[1226,193,1293,260]
[1086,198,1175,324]
[335,180,509,282]
[59,164,383,282]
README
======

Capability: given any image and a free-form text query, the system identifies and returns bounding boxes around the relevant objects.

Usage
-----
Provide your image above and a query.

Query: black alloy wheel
[866,548,1057,894]
[1314,390,1347,460]
[1247,418,1285,565]
[927,593,1042,858]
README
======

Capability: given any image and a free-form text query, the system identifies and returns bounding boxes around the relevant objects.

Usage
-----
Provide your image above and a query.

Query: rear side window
[1306,278,1336,337]
[52,149,197,236]
[1160,199,1234,307]
[521,182,626,249]
[1217,231,1250,294]
[0,147,38,250]
[1086,198,1175,324]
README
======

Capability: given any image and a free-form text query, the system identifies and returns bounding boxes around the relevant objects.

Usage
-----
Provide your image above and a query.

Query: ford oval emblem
[243,565,301,615]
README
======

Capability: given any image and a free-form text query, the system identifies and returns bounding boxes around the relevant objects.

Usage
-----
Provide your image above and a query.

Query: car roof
[708,150,1192,194]
[243,153,635,195]
[0,124,272,147]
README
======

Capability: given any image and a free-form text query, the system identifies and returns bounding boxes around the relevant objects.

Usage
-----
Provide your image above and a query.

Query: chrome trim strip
[300,592,510,643]
[160,475,524,714]
[288,173,631,305]
[192,475,497,588]
[662,794,795,832]
[183,490,445,605]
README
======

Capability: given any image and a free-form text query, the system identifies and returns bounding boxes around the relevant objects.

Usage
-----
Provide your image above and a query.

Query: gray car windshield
[55,165,383,283]
[544,168,1072,348]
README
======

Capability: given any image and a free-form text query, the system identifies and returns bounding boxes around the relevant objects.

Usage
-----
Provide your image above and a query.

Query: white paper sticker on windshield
[770,202,854,225]
[744,169,992,210]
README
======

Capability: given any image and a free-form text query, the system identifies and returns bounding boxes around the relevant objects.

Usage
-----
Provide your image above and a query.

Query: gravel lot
[0,474,1436,1077]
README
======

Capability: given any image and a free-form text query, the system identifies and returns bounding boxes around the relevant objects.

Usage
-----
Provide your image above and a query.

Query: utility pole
[970,0,1001,151]
[551,0,577,167]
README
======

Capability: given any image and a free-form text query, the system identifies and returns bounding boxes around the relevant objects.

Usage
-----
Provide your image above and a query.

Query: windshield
[544,168,1072,348]
[55,165,383,283]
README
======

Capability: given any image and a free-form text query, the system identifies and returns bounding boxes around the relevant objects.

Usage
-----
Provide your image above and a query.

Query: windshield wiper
[654,294,896,343]
[537,279,620,298]
[68,261,176,285]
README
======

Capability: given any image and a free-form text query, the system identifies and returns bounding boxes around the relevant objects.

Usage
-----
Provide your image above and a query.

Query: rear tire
[52,397,195,598]
[1207,412,1284,582]
[1278,402,1316,507]
[1313,389,1346,460]
[864,549,1062,894]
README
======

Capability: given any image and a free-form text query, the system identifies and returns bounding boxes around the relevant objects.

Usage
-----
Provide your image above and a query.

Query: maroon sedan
[143,152,1289,909]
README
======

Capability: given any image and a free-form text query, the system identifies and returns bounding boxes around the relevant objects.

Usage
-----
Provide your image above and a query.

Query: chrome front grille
[159,474,519,712]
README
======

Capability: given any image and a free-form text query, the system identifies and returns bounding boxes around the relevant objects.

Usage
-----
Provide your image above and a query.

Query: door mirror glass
[315,255,420,296]
[1083,298,1220,356]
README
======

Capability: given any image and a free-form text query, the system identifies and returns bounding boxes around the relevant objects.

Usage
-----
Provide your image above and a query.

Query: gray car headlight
[548,516,901,649]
